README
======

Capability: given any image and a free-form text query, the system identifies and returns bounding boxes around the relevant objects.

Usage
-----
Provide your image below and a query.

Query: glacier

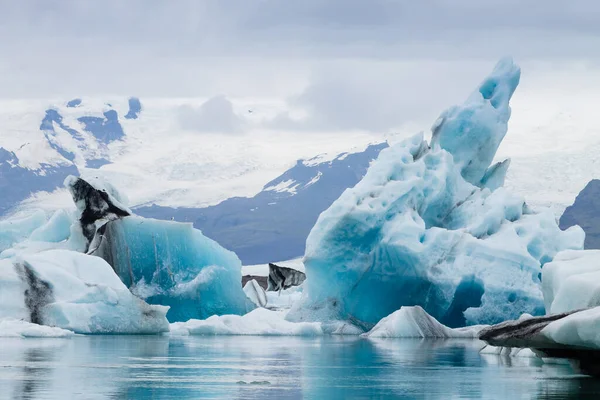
[288,58,584,329]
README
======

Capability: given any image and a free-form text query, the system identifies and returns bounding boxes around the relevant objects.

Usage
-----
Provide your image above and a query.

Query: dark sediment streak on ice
[267,263,306,292]
[479,309,600,376]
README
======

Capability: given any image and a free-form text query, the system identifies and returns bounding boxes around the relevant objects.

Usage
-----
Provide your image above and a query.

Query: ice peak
[431,57,520,186]
[474,56,520,113]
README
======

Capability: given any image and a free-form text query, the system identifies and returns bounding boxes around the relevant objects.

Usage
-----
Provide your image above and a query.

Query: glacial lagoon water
[1,336,599,399]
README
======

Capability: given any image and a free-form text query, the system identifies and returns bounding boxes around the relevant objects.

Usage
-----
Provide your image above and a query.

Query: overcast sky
[2,0,599,133]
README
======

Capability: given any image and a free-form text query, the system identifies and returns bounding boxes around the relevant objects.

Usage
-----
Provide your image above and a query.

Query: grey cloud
[268,59,495,133]
[1,0,600,98]
[178,95,245,134]
[3,1,600,55]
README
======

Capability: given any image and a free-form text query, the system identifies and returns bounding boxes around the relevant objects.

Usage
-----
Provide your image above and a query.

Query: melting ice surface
[0,336,599,399]
[288,58,584,328]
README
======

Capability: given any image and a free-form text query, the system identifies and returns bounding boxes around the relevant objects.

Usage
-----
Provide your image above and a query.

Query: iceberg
[288,58,584,328]
[0,250,169,334]
[541,307,600,351]
[0,318,74,338]
[243,279,268,308]
[170,308,324,336]
[541,250,600,314]
[478,308,600,375]
[0,174,251,330]
[62,176,253,322]
[479,250,600,371]
[89,216,252,322]
[520,249,600,351]
[363,306,485,339]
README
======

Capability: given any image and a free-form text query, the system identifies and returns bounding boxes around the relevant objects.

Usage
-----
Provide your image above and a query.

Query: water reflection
[0,336,599,399]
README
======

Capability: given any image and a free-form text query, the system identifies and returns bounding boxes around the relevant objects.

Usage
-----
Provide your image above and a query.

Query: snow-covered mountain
[0,147,76,215]
[0,97,141,215]
[1,91,600,241]
[0,97,387,217]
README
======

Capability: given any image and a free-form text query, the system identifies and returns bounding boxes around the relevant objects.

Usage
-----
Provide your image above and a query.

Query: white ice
[0,249,169,334]
[541,307,600,350]
[363,306,486,339]
[0,318,74,338]
[542,249,600,314]
[170,308,324,336]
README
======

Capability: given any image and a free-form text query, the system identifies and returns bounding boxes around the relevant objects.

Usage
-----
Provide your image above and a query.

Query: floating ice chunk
[0,210,47,252]
[363,306,486,339]
[0,318,74,338]
[541,250,600,314]
[541,307,600,349]
[91,216,252,322]
[244,279,267,308]
[170,308,323,336]
[511,249,600,351]
[6,250,169,334]
[289,59,584,328]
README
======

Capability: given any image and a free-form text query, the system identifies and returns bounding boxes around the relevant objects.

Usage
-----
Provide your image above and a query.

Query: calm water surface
[0,336,599,399]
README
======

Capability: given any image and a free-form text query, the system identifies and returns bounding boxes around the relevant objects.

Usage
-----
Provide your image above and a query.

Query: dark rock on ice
[479,309,600,376]
[479,310,580,348]
[267,263,305,292]
[65,176,130,249]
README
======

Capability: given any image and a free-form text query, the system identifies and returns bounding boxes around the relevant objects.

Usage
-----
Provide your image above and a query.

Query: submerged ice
[288,58,584,328]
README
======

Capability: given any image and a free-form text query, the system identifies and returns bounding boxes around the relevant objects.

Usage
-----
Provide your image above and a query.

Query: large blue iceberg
[62,175,252,322]
[89,216,251,322]
[288,58,584,328]
[0,174,251,333]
